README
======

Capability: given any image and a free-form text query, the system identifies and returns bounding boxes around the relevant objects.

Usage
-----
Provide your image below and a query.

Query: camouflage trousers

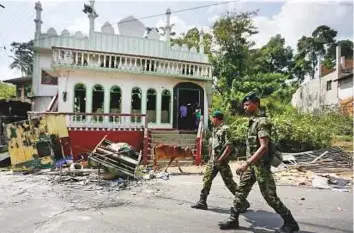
[200,161,238,199]
[233,162,290,215]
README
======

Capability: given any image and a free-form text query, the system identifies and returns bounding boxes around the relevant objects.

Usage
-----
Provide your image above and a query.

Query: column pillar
[103,87,110,124]
[156,90,162,125]
[141,89,147,125]
[121,86,131,126]
[86,84,93,125]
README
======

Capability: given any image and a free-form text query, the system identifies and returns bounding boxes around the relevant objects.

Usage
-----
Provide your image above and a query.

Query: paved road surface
[0,172,352,233]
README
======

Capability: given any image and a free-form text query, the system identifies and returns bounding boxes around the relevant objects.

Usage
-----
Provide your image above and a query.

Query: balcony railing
[28,112,147,129]
[52,47,212,80]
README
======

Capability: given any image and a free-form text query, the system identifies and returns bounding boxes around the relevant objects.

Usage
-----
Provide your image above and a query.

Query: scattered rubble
[273,147,353,191]
[88,136,142,179]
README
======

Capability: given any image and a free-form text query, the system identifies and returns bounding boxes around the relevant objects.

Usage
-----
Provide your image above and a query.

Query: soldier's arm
[245,118,270,165]
[217,126,233,162]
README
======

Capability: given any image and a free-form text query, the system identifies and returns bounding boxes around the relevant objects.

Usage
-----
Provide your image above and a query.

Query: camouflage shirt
[210,124,232,158]
[246,114,272,163]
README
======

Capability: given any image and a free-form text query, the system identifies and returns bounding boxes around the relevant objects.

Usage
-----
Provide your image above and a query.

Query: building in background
[292,45,353,114]
[27,0,212,164]
[3,76,32,103]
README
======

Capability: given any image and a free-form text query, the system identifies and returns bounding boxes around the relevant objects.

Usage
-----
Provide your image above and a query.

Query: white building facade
[31,1,213,130]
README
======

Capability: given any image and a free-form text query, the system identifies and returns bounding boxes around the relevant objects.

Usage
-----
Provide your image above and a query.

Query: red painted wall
[68,130,144,161]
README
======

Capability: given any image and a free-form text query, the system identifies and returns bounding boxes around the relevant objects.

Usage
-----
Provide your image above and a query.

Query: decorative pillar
[103,87,110,124]
[141,89,147,115]
[32,1,42,104]
[85,84,93,125]
[34,1,42,41]
[199,27,204,54]
[165,8,171,42]
[88,0,98,36]
[156,90,162,124]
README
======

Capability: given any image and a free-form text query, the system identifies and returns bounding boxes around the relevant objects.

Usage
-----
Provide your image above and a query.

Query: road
[0,171,352,233]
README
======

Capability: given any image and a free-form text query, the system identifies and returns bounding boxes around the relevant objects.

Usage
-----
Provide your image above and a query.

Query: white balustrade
[28,112,146,130]
[52,48,212,79]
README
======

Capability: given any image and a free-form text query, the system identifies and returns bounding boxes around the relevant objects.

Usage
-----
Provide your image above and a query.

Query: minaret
[34,1,42,41]
[88,0,98,37]
[199,27,204,54]
[165,8,171,42]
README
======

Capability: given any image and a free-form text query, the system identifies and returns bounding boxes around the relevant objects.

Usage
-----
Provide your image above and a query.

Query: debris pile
[281,147,352,172]
[273,147,353,191]
[88,136,142,179]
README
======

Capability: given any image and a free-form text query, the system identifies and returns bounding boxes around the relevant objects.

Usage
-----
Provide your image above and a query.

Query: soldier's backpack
[269,124,283,168]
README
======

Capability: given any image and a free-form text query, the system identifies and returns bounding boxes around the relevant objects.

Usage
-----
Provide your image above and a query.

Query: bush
[223,104,352,153]
[271,113,332,152]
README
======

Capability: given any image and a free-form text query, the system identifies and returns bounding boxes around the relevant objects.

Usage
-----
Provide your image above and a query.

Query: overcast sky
[0,0,352,81]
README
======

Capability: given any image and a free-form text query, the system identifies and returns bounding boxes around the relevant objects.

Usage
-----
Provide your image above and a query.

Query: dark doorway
[173,82,204,130]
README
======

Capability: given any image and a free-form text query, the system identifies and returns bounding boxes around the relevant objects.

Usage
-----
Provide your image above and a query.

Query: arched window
[110,86,122,122]
[161,89,171,123]
[92,84,104,122]
[146,89,157,123]
[110,86,121,113]
[73,83,86,113]
[131,87,142,123]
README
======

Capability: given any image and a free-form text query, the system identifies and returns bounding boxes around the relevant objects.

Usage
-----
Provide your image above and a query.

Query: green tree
[211,10,258,97]
[9,40,34,76]
[0,82,15,99]
[292,25,338,80]
[323,39,353,68]
[252,34,293,74]
[171,27,213,55]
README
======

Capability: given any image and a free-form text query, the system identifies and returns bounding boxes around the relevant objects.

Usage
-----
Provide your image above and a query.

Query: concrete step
[150,134,197,140]
[149,143,196,149]
[150,130,197,135]
[151,137,196,143]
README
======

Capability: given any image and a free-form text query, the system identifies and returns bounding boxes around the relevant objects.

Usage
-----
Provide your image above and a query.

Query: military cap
[212,110,224,119]
[242,92,260,104]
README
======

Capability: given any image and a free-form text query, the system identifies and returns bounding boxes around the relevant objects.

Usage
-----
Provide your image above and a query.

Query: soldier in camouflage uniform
[218,92,300,233]
[191,111,250,212]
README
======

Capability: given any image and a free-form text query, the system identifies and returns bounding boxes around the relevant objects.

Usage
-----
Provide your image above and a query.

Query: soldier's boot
[239,199,250,213]
[275,212,300,233]
[218,207,239,230]
[191,195,208,210]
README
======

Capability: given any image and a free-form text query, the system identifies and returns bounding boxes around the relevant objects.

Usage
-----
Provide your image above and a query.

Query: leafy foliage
[251,34,293,74]
[0,82,16,99]
[323,40,354,68]
[9,40,34,76]
[211,10,258,98]
[171,27,213,56]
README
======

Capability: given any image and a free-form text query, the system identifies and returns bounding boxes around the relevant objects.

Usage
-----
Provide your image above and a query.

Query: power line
[30,1,236,43]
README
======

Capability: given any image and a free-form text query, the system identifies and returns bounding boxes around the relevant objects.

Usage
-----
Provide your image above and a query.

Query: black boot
[275,212,300,233]
[191,195,208,210]
[218,207,239,230]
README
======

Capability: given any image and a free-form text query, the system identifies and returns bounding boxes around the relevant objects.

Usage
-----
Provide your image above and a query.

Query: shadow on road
[154,195,351,233]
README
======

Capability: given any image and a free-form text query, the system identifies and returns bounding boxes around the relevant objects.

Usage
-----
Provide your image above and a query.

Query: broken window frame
[110,85,122,123]
[92,84,104,122]
[161,89,171,124]
[131,87,142,123]
[146,88,157,123]
[73,83,86,121]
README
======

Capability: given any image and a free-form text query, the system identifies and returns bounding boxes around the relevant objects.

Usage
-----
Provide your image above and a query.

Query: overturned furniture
[89,136,142,178]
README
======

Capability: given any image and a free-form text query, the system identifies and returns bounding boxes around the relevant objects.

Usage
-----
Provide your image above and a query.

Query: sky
[0,0,353,81]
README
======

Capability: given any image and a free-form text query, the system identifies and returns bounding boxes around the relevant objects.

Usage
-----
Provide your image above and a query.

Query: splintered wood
[281,147,353,173]
[88,136,142,178]
[273,147,353,187]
